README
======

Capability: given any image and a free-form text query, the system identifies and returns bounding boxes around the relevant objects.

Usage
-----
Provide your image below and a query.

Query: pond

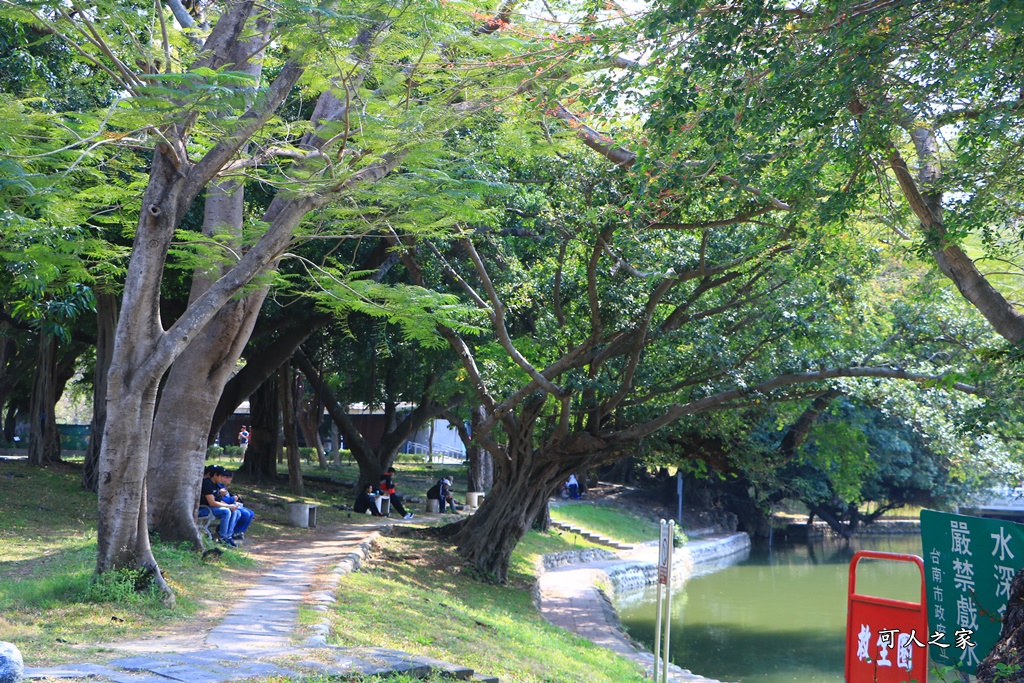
[614,534,937,683]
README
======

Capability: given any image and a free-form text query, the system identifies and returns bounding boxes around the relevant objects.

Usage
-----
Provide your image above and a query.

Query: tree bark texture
[280,361,304,495]
[145,18,272,544]
[28,332,61,466]
[241,372,280,481]
[83,294,117,492]
[146,209,264,543]
[976,568,1024,683]
[453,420,594,582]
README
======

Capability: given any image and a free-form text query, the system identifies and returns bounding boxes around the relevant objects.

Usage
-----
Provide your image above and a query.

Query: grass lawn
[1,458,643,683]
[0,457,351,664]
[310,532,645,683]
[549,502,660,545]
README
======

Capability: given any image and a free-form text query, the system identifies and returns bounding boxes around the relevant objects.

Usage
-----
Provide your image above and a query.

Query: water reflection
[615,535,930,683]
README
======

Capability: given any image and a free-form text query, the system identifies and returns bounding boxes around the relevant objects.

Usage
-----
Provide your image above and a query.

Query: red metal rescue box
[845,550,929,683]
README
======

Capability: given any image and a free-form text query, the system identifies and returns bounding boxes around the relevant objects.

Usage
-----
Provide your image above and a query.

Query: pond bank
[537,532,750,683]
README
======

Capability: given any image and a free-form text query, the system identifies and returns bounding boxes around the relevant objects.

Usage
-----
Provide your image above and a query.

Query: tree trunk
[241,373,279,481]
[146,22,272,543]
[453,439,573,582]
[83,293,117,492]
[464,407,493,492]
[976,568,1024,683]
[280,362,303,495]
[534,499,551,532]
[808,503,854,540]
[28,332,61,466]
[146,294,259,544]
[331,421,341,467]
[295,374,326,466]
[96,371,172,599]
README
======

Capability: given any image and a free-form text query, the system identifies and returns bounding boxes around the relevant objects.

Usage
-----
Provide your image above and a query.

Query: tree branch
[609,366,984,443]
[461,237,567,398]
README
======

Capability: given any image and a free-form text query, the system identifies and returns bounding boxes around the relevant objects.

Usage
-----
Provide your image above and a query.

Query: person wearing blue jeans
[200,466,240,547]
[220,470,254,540]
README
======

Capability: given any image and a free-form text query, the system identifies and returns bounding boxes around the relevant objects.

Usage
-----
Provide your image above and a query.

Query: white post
[653,581,663,681]
[654,519,670,681]
[662,520,674,683]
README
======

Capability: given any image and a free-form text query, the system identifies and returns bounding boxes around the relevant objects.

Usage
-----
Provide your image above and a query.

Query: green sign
[920,510,1024,674]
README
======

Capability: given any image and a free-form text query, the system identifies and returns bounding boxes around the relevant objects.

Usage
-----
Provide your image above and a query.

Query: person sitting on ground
[219,470,254,541]
[200,465,240,547]
[379,466,414,520]
[427,477,458,514]
[353,482,385,516]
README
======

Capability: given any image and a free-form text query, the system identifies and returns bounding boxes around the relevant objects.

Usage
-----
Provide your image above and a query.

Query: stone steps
[550,520,635,551]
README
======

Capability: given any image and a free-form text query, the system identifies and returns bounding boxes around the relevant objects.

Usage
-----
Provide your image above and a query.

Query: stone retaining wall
[541,548,617,570]
[604,533,750,596]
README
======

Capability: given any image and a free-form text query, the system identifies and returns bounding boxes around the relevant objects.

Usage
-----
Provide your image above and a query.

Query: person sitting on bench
[354,482,385,516]
[219,470,254,541]
[201,465,240,547]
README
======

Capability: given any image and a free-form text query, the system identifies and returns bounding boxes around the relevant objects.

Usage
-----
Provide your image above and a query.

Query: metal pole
[653,581,663,681]
[677,473,683,526]
[663,520,674,683]
[653,520,665,681]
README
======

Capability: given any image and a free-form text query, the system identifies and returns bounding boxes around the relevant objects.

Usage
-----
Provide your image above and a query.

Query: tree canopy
[1,0,1023,590]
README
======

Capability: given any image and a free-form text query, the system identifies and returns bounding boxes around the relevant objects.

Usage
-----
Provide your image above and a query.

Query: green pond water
[614,534,936,683]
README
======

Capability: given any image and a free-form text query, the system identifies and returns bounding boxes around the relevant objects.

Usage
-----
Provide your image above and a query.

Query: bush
[85,568,158,605]
[206,445,224,459]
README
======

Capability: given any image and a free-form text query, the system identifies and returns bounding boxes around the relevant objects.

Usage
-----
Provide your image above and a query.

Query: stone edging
[306,528,384,646]
[541,547,618,570]
[588,532,750,602]
[537,532,751,683]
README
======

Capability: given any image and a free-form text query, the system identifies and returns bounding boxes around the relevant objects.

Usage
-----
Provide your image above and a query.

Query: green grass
[311,532,647,683]
[0,458,363,664]
[549,502,660,545]
[1,460,648,683]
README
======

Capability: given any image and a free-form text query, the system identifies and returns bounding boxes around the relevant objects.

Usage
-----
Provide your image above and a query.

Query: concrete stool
[288,502,318,528]
[426,499,440,513]
[466,492,485,508]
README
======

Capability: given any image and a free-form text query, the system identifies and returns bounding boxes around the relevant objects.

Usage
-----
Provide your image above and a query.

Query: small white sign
[658,521,671,584]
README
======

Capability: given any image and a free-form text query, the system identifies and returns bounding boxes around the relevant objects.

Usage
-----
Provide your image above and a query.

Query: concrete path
[24,520,498,683]
[538,539,738,683]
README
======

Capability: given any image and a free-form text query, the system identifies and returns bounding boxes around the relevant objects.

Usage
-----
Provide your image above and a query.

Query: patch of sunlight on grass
[550,503,659,545]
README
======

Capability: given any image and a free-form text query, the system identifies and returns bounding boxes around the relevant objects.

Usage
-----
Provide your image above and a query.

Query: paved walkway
[24,521,498,683]
[537,540,739,683]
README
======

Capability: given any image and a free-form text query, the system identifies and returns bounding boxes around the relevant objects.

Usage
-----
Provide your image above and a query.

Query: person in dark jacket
[354,482,385,516]
[427,477,457,513]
